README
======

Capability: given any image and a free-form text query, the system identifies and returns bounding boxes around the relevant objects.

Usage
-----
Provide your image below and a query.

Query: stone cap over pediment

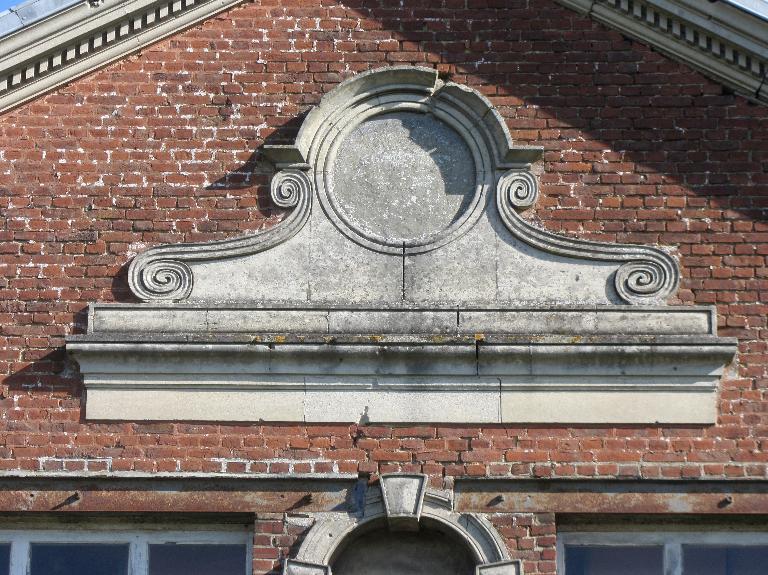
[67,67,737,425]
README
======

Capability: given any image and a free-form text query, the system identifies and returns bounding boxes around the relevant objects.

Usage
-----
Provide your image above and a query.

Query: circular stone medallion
[328,111,477,246]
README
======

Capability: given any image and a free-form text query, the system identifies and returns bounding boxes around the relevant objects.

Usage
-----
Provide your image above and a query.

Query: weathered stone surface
[304,383,500,424]
[307,208,402,304]
[404,208,497,304]
[326,309,456,335]
[283,560,330,575]
[88,304,717,336]
[190,234,311,303]
[380,473,427,530]
[476,562,521,575]
[124,66,680,307]
[330,111,476,244]
[86,388,304,421]
[70,338,735,423]
[494,233,619,305]
[69,66,737,426]
[500,388,716,424]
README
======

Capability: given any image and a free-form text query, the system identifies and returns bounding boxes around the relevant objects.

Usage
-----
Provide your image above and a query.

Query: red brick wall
[1,0,767,571]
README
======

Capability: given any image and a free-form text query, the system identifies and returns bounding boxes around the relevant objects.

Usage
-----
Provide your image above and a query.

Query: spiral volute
[497,170,539,210]
[615,260,675,304]
[271,169,311,208]
[132,259,193,301]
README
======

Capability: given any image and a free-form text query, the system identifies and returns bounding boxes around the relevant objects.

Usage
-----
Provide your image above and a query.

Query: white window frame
[557,531,768,575]
[0,526,252,575]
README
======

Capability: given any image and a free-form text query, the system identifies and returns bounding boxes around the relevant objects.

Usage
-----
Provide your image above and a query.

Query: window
[0,526,251,575]
[558,531,768,575]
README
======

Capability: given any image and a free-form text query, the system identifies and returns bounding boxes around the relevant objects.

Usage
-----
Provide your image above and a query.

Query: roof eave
[556,0,768,105]
[0,0,245,115]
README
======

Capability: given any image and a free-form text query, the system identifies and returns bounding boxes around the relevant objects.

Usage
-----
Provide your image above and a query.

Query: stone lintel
[454,479,768,515]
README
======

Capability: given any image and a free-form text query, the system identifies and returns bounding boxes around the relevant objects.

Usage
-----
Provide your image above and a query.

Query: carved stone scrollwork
[125,66,681,307]
[496,169,680,305]
[271,169,311,209]
[497,170,538,210]
[615,261,674,305]
[128,167,313,302]
[130,259,193,302]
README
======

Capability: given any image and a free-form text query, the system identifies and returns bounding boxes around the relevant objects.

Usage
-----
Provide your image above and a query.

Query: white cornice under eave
[0,0,765,115]
[556,0,768,104]
[0,0,245,114]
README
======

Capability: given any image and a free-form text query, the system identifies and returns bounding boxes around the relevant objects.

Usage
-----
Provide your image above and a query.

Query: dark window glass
[683,546,768,575]
[0,544,9,575]
[30,543,128,575]
[149,544,246,575]
[332,527,475,575]
[566,545,664,575]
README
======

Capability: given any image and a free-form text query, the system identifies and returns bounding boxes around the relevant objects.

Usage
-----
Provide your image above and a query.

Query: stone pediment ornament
[68,66,737,425]
[127,65,677,306]
[283,473,522,575]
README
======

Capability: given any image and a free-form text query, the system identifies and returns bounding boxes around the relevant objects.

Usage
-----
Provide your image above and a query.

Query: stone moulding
[126,65,682,306]
[284,473,521,575]
[70,66,737,425]
[0,0,247,113]
[555,0,768,105]
[67,304,738,424]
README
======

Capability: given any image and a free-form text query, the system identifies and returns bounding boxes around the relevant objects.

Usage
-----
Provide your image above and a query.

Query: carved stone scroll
[128,166,312,302]
[125,65,681,306]
[495,168,680,305]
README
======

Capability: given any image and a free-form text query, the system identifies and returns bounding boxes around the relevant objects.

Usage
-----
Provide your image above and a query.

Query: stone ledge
[69,316,737,423]
[84,303,718,336]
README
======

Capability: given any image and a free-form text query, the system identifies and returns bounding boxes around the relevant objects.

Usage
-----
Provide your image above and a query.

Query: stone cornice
[67,304,737,424]
[556,0,768,104]
[0,0,244,114]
